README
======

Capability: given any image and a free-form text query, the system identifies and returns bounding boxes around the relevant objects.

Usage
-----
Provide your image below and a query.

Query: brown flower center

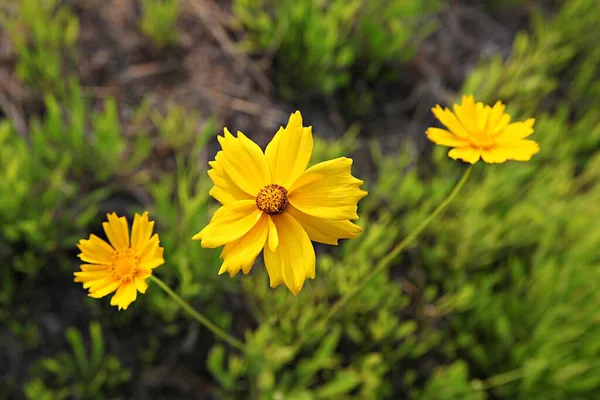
[256,184,288,214]
[111,248,139,281]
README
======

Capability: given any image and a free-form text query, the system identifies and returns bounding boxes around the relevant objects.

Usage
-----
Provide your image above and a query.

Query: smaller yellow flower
[427,95,540,164]
[74,212,164,310]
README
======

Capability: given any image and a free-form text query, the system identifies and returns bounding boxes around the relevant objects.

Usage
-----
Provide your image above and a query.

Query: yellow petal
[263,213,315,295]
[216,128,271,196]
[192,200,263,248]
[139,258,164,270]
[494,119,535,144]
[486,101,510,133]
[431,105,469,138]
[77,235,114,265]
[80,274,114,290]
[131,212,154,252]
[493,140,540,161]
[110,282,137,310]
[289,157,367,221]
[287,204,362,245]
[426,127,469,147]
[481,147,510,163]
[73,270,111,282]
[88,278,121,298]
[267,215,279,251]
[102,213,129,250]
[208,155,254,205]
[448,147,481,164]
[138,234,161,262]
[453,95,477,132]
[474,101,488,132]
[79,264,111,272]
[134,277,149,294]
[265,111,314,188]
[218,214,269,277]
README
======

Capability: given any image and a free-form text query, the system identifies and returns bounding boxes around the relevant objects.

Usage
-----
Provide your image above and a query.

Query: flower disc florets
[256,184,288,214]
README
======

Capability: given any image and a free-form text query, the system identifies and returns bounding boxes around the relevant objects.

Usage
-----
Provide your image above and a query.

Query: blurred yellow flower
[427,95,540,164]
[74,212,164,310]
[193,111,367,295]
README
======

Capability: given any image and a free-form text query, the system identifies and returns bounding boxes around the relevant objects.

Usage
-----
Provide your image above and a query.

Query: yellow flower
[193,111,367,295]
[74,212,165,310]
[426,95,540,164]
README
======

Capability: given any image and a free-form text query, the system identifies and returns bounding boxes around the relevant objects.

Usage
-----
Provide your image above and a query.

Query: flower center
[256,184,288,214]
[469,131,495,150]
[111,248,139,281]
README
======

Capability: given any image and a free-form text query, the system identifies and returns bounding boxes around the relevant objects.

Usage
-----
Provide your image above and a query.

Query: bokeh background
[1,0,600,399]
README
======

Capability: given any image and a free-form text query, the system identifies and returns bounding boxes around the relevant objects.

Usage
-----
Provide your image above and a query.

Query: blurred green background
[1,0,599,399]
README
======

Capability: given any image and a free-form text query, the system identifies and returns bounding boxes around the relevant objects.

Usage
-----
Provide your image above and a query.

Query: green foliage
[24,322,131,400]
[141,108,233,327]
[0,81,149,290]
[1,0,79,93]
[233,0,440,99]
[463,0,599,117]
[419,361,485,400]
[4,0,600,399]
[139,0,181,48]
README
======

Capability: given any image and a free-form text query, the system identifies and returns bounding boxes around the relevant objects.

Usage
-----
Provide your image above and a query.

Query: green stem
[320,165,473,325]
[149,275,245,351]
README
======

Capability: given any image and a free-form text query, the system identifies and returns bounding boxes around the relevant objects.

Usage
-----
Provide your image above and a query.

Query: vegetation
[1,0,599,398]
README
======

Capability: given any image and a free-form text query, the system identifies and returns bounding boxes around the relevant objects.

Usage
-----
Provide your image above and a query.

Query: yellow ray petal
[134,276,149,294]
[80,264,111,272]
[138,234,161,263]
[431,105,469,138]
[218,214,269,277]
[289,157,367,221]
[448,147,481,164]
[474,101,488,132]
[77,235,114,265]
[481,147,510,163]
[102,213,129,250]
[265,111,314,188]
[287,204,362,245]
[110,282,137,310]
[494,140,540,161]
[192,200,263,248]
[494,119,536,144]
[263,212,315,295]
[267,215,279,251]
[453,95,477,132]
[131,212,153,252]
[73,270,111,282]
[426,127,469,147]
[208,154,254,205]
[216,129,271,196]
[486,101,510,133]
[88,279,121,298]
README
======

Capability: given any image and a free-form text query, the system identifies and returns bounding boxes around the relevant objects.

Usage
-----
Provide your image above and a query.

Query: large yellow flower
[74,212,165,310]
[427,95,540,164]
[193,111,367,295]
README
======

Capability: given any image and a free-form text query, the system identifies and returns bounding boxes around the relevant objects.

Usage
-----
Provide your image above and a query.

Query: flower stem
[149,275,245,351]
[320,165,473,325]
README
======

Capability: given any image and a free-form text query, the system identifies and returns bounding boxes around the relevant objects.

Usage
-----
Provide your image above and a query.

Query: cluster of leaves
[0,81,149,299]
[232,0,440,103]
[3,0,600,399]
[138,0,181,48]
[0,0,79,94]
[23,322,131,400]
[200,1,600,399]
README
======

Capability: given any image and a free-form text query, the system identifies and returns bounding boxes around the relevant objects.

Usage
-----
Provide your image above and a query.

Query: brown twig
[182,0,271,93]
